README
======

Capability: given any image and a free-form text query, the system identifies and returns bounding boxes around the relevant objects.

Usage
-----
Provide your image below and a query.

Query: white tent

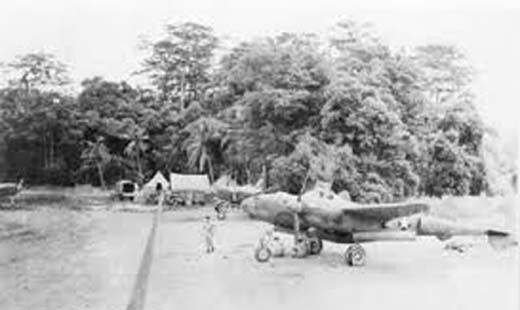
[170,173,211,192]
[143,171,170,192]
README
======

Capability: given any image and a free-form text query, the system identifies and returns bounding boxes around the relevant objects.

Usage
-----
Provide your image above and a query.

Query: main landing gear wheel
[345,244,366,266]
[308,237,323,255]
[255,246,272,263]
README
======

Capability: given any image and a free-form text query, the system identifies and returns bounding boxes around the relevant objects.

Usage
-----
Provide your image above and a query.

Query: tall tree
[217,33,330,182]
[3,52,71,92]
[123,126,149,185]
[0,89,82,184]
[412,45,474,105]
[80,137,112,189]
[182,117,227,183]
[140,22,218,109]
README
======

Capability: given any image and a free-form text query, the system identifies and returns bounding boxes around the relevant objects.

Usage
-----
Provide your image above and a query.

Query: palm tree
[182,117,226,183]
[124,127,149,185]
[80,136,111,189]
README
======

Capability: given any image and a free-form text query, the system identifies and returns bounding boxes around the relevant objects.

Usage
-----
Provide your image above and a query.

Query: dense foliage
[0,21,514,201]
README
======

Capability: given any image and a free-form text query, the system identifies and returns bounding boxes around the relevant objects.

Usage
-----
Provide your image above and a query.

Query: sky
[0,0,519,135]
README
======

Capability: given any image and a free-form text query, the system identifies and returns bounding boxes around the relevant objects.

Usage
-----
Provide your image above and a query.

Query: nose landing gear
[291,230,324,258]
[254,246,272,262]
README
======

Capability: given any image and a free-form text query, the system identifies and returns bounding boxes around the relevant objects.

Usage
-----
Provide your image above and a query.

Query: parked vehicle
[116,180,139,201]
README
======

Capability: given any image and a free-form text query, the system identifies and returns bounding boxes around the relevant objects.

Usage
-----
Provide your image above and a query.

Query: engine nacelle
[415,215,483,237]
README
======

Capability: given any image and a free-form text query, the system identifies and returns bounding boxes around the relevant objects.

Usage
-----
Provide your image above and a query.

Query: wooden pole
[293,169,311,244]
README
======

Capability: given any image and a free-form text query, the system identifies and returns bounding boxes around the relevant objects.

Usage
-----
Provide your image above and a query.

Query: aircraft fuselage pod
[241,191,515,266]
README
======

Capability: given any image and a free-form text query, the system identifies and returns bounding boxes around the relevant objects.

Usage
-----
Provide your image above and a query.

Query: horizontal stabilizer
[486,230,517,250]
[486,229,509,237]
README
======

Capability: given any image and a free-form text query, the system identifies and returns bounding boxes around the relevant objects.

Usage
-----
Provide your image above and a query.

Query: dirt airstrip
[0,202,518,310]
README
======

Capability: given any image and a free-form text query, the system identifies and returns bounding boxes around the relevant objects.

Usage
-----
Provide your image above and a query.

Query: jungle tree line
[0,21,515,202]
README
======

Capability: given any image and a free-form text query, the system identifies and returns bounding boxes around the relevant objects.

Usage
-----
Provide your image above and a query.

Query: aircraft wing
[342,202,429,222]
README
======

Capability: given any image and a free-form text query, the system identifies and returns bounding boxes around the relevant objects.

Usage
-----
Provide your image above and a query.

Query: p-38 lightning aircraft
[241,188,515,266]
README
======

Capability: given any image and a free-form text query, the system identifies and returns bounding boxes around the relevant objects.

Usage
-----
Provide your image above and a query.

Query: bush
[269,155,310,194]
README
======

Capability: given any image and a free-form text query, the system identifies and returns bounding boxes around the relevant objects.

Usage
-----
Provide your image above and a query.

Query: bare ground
[0,205,518,310]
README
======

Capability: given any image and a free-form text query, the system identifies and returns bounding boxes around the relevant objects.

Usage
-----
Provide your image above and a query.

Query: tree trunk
[22,74,30,94]
[179,71,186,111]
[261,161,271,190]
[50,134,54,167]
[136,150,143,185]
[207,157,214,184]
[42,135,48,169]
[293,168,308,245]
[299,169,311,197]
[293,212,300,245]
[96,163,106,190]
[246,168,251,185]
[262,164,268,189]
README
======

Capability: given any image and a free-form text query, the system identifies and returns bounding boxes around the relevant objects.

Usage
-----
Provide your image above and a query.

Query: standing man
[202,216,216,253]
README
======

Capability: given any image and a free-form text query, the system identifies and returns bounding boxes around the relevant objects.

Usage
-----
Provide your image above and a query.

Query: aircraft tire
[255,247,272,263]
[345,244,366,266]
[308,238,323,255]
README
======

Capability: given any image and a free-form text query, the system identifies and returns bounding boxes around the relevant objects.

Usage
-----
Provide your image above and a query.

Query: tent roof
[144,171,170,189]
[170,173,210,192]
